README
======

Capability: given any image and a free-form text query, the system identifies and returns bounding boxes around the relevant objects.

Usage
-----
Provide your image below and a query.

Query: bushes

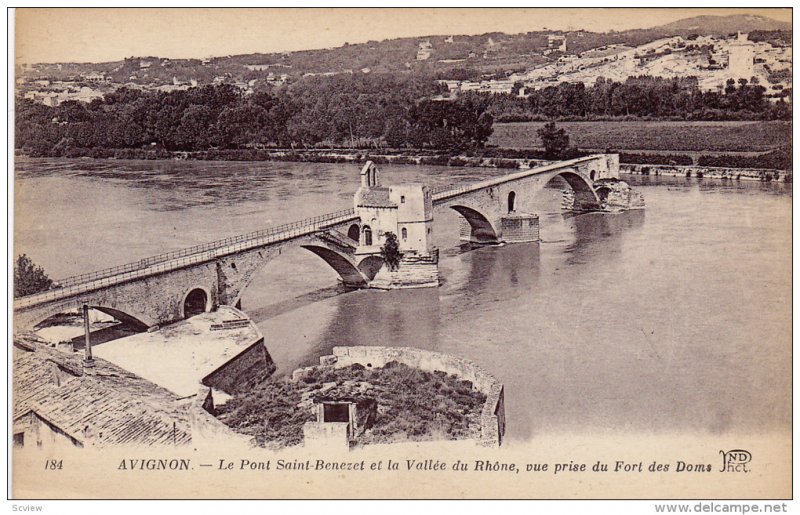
[697,147,792,171]
[619,152,694,166]
[490,158,520,169]
[216,362,486,448]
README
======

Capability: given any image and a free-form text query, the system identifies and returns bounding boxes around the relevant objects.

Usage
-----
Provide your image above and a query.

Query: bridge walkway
[15,208,359,310]
[430,155,598,204]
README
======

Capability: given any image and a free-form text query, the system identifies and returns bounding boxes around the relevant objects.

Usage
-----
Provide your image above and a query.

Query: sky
[14,7,793,64]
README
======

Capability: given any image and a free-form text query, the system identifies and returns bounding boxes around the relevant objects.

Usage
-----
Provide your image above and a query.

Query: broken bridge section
[13,154,639,333]
[433,154,620,244]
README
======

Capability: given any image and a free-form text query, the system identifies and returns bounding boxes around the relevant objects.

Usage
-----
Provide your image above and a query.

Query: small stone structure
[500,213,540,243]
[353,161,440,288]
[297,346,505,448]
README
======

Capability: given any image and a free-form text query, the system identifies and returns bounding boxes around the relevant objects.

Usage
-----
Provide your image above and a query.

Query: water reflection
[296,287,443,368]
[562,210,646,266]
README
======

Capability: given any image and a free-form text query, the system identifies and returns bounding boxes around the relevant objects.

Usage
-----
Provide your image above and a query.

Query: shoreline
[16,149,791,183]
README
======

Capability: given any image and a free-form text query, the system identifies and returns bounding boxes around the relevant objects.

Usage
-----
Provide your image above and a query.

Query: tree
[14,254,53,298]
[380,232,403,271]
[537,121,570,159]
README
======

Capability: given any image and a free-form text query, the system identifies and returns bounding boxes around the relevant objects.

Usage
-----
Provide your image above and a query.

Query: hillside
[18,14,791,86]
[657,14,791,35]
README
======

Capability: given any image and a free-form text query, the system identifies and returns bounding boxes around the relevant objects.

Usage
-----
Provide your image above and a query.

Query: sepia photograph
[8,6,793,505]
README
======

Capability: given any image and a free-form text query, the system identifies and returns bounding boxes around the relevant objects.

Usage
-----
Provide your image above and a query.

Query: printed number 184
[44,460,62,470]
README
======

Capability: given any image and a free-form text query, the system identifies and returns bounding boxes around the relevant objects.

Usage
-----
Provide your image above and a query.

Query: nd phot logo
[719,449,751,473]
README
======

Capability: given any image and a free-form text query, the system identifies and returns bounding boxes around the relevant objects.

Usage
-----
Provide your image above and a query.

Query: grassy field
[489,120,791,153]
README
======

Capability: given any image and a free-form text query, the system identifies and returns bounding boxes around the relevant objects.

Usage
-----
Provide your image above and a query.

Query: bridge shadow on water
[293,286,444,370]
[244,284,353,324]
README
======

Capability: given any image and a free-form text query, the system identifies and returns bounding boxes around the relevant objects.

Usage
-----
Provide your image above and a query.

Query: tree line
[16,74,494,155]
[16,73,790,157]
[491,76,791,122]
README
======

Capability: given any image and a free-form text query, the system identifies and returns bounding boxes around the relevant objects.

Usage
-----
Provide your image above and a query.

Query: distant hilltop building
[83,72,109,83]
[417,40,433,61]
[728,32,755,80]
[547,34,567,53]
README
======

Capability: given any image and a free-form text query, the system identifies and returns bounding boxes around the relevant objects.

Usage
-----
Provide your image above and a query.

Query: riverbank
[16,147,791,182]
[16,143,792,175]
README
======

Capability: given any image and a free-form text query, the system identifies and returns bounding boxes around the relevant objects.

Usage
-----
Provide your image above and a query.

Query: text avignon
[118,459,191,471]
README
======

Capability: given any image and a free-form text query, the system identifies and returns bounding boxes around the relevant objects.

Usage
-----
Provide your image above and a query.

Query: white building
[728,32,755,80]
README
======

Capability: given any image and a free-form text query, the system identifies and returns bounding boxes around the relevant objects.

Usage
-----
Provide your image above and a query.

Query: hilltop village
[17,26,791,107]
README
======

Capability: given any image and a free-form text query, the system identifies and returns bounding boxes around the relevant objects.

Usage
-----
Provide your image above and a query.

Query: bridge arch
[552,171,602,211]
[357,255,385,281]
[450,205,500,244]
[91,307,151,331]
[180,287,212,319]
[594,185,612,205]
[24,302,152,333]
[300,245,369,288]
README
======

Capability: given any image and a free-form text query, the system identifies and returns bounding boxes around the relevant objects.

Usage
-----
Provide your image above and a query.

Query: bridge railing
[15,208,358,307]
[430,154,604,204]
[431,184,473,201]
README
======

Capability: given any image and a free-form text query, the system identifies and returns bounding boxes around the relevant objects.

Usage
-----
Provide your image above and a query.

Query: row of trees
[490,76,791,121]
[16,74,496,154]
[16,73,790,157]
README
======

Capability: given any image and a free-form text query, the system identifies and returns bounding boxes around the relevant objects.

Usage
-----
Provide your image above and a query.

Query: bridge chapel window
[400,195,405,203]
[401,227,407,240]
[363,226,373,246]
[508,191,516,213]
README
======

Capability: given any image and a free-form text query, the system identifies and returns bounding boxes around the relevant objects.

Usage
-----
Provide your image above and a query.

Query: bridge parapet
[15,208,359,309]
[431,154,617,205]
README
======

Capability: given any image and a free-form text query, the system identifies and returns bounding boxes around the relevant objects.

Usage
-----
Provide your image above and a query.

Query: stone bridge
[14,154,624,332]
[13,210,383,332]
[433,154,619,243]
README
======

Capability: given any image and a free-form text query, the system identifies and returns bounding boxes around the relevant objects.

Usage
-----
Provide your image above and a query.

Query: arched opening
[300,245,368,288]
[507,191,516,213]
[347,223,360,242]
[450,205,500,244]
[357,255,385,281]
[362,225,373,246]
[595,186,611,204]
[555,171,602,211]
[31,307,147,350]
[590,170,596,181]
[183,288,208,318]
[401,227,408,240]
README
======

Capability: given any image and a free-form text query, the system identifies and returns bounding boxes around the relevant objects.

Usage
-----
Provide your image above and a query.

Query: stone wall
[201,339,276,394]
[201,306,277,394]
[368,251,439,289]
[304,346,506,447]
[501,214,540,243]
[189,387,254,450]
[622,163,788,182]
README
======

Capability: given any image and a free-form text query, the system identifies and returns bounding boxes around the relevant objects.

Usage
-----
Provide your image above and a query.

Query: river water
[14,157,792,442]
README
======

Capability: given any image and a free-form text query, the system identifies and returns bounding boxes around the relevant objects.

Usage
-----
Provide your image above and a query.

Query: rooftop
[355,186,395,208]
[92,306,263,397]
[13,336,192,447]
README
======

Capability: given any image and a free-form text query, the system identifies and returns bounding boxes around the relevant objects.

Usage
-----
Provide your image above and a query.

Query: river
[14,157,792,442]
